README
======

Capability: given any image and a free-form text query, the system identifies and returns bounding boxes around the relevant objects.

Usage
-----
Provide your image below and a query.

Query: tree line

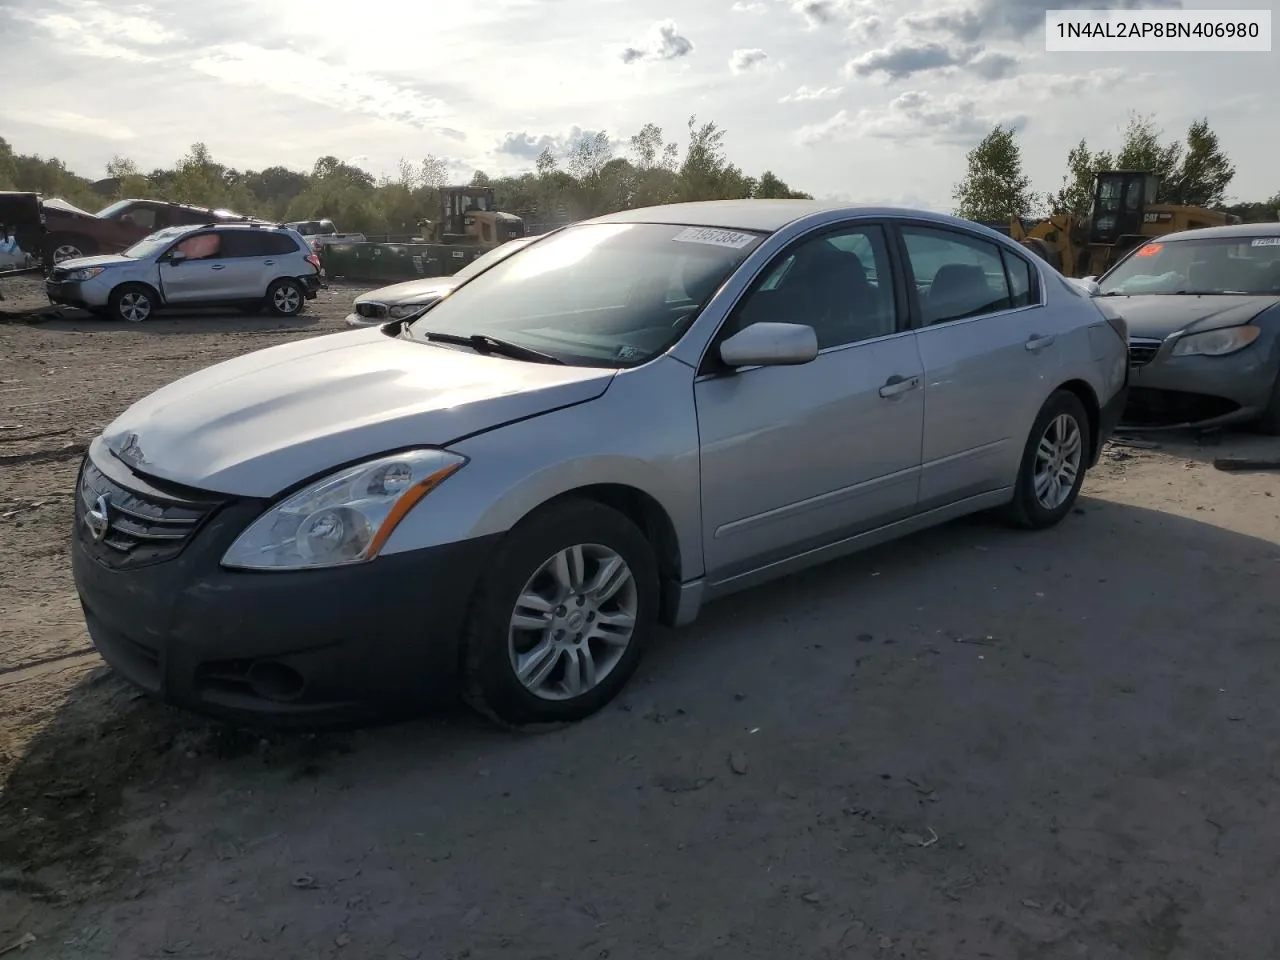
[953,114,1279,225]
[0,117,812,238]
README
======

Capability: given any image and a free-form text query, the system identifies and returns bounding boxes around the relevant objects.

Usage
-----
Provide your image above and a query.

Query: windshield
[95,200,137,219]
[407,222,766,366]
[122,227,189,259]
[1099,236,1280,296]
[451,238,535,281]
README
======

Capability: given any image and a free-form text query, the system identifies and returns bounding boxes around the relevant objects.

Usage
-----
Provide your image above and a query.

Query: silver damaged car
[71,201,1130,727]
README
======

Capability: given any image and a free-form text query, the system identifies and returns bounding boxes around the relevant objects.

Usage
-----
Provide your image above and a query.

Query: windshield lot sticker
[672,227,756,249]
[1250,238,1280,247]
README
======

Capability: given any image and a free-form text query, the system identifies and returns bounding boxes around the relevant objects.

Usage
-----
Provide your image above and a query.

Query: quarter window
[900,226,1013,325]
[730,224,897,350]
[1001,249,1036,308]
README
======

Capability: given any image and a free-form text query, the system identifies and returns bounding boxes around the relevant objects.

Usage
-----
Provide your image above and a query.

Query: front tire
[266,278,304,316]
[48,234,96,264]
[1004,390,1091,530]
[108,283,155,323]
[461,499,659,726]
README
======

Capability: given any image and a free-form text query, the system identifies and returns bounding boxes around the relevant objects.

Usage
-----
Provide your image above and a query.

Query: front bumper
[46,279,88,309]
[1123,338,1278,430]
[71,444,500,727]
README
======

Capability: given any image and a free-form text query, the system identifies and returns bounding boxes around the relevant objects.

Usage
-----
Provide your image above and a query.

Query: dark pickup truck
[42,198,258,264]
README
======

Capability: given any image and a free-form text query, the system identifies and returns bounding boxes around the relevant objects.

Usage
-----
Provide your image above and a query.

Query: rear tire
[1004,390,1092,530]
[461,499,659,727]
[265,278,304,316]
[108,283,156,323]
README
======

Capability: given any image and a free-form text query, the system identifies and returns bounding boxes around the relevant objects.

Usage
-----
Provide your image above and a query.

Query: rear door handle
[1025,334,1056,351]
[879,374,921,398]
[263,260,275,265]
[210,264,225,270]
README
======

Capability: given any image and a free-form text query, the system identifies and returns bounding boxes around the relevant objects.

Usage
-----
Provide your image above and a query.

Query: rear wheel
[108,284,155,323]
[48,234,96,264]
[1004,390,1091,529]
[266,278,303,316]
[461,499,659,726]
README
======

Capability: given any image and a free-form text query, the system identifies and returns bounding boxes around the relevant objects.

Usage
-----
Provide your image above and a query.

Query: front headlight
[1170,326,1261,357]
[388,301,435,319]
[221,449,467,571]
[67,266,106,281]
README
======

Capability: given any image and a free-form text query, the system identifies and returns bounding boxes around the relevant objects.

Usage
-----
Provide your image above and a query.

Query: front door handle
[263,260,275,265]
[211,264,225,270]
[879,374,921,398]
[1025,334,1056,351]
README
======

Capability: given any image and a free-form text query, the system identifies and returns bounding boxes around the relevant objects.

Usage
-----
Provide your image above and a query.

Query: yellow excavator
[1000,171,1238,278]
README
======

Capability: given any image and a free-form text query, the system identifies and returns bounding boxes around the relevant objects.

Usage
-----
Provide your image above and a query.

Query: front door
[160,231,230,303]
[694,222,925,583]
[897,222,1063,508]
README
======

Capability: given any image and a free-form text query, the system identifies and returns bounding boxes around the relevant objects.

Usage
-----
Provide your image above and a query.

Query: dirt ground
[2,272,1279,959]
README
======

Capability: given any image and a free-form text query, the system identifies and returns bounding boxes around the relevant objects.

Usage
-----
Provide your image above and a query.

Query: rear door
[894,221,1062,508]
[217,230,294,299]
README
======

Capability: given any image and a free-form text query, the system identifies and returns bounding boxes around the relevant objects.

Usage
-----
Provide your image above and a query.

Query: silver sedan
[72,201,1129,728]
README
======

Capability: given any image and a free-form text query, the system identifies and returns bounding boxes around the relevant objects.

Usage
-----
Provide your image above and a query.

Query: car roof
[1160,222,1280,242]
[590,200,982,234]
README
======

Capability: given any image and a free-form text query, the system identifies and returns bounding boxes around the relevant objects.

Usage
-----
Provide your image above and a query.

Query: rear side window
[220,231,300,257]
[1001,249,1037,308]
[900,225,1013,325]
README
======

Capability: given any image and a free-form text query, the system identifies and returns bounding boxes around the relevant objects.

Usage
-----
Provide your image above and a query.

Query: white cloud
[798,90,1024,146]
[0,109,137,143]
[729,49,771,73]
[9,2,178,62]
[779,85,844,103]
[188,44,454,130]
[731,0,766,10]
[619,20,695,63]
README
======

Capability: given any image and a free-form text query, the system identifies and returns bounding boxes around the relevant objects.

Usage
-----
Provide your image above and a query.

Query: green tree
[1046,138,1114,217]
[952,123,1037,221]
[1163,118,1235,207]
[0,137,16,190]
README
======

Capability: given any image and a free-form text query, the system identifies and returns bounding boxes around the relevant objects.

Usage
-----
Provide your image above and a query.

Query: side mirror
[168,250,187,264]
[719,322,818,368]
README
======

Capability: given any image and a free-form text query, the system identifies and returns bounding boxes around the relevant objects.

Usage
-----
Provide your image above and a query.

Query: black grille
[355,302,388,319]
[1128,338,1162,367]
[77,459,219,568]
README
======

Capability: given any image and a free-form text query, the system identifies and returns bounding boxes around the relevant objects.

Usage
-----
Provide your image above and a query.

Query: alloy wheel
[118,292,151,323]
[273,285,301,313]
[53,244,83,263]
[1033,413,1083,510]
[507,543,639,701]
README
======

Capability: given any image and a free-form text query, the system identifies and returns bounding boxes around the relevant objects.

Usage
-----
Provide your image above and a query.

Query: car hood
[1107,294,1280,339]
[355,277,461,306]
[57,254,135,270]
[100,327,616,497]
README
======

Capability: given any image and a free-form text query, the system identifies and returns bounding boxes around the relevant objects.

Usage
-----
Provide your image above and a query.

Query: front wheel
[1004,390,1092,529]
[461,499,659,726]
[108,284,156,323]
[266,278,304,316]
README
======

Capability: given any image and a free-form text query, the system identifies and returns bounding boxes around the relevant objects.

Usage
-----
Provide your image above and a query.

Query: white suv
[45,222,323,322]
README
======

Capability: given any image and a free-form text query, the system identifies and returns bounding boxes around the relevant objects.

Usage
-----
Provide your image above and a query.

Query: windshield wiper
[1170,290,1249,296]
[418,331,564,365]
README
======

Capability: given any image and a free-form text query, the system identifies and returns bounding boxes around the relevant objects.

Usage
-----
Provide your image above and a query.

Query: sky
[0,0,1275,210]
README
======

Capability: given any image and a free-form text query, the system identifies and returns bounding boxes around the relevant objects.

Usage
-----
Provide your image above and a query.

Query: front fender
[379,355,705,580]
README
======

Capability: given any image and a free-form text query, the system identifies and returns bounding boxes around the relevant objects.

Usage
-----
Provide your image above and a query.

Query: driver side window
[726,224,897,350]
[172,232,222,261]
